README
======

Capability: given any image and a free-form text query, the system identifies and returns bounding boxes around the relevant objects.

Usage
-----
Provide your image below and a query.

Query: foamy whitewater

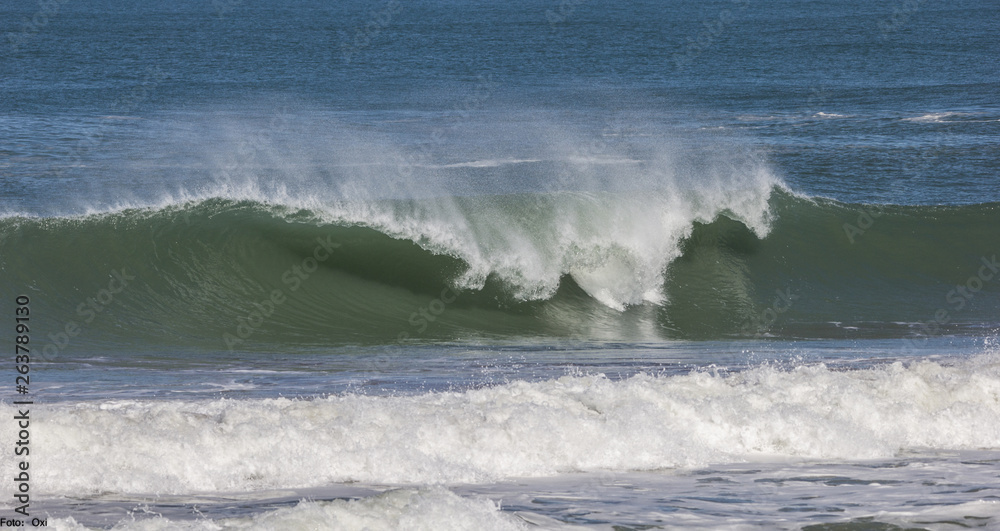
[9,349,1000,529]
[15,354,1000,494]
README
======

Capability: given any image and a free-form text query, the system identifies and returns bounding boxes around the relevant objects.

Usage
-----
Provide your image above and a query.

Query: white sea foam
[434,158,543,168]
[322,182,777,309]
[311,147,779,308]
[813,112,848,119]
[3,113,783,310]
[903,112,967,123]
[7,354,1000,497]
[48,487,525,531]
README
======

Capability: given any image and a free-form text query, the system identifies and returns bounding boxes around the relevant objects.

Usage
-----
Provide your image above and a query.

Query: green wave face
[2,191,998,352]
[663,193,1000,339]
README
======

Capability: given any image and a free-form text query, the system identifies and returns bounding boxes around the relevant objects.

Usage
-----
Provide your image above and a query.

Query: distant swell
[1,190,998,349]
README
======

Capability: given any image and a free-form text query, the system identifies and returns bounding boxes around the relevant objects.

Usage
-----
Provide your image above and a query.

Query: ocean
[1,0,999,529]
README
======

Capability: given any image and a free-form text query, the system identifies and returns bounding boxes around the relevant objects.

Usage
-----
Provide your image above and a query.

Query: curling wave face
[2,191,998,347]
[2,114,998,347]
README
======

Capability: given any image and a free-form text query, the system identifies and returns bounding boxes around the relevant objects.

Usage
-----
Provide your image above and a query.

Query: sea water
[1,0,999,529]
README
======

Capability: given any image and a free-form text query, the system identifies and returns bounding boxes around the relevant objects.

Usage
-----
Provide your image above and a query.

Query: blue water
[2,0,1000,529]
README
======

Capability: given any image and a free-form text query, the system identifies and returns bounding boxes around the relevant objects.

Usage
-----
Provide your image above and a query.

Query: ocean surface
[2,0,999,529]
